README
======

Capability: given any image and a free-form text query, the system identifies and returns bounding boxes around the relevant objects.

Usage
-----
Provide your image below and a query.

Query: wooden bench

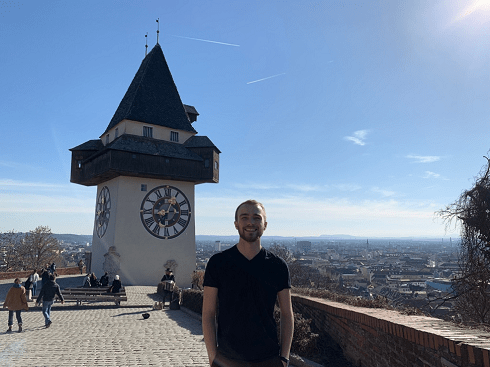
[62,287,127,306]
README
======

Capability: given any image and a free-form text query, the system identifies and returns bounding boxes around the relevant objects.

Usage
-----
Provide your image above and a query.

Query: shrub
[274,306,319,356]
[182,288,204,314]
[191,270,205,290]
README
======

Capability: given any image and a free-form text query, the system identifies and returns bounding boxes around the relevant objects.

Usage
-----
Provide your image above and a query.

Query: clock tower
[69,43,220,286]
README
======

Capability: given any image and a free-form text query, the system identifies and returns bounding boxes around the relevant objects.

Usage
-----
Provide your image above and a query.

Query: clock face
[140,185,192,239]
[95,186,111,238]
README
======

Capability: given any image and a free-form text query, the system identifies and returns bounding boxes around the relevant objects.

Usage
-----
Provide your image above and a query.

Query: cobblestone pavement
[0,275,306,367]
[0,274,209,367]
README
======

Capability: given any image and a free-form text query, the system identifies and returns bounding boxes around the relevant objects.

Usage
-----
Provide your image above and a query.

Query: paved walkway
[0,274,209,366]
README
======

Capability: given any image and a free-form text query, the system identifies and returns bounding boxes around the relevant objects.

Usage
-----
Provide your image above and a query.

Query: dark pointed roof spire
[104,43,196,134]
[156,18,160,44]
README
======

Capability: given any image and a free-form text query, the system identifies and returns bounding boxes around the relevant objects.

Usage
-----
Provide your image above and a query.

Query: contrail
[171,35,240,47]
[247,73,286,84]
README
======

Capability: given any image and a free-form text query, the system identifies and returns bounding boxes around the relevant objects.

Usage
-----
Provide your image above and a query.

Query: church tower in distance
[70,43,220,286]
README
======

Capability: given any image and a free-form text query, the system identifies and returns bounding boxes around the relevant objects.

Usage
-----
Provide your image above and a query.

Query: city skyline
[2,1,490,238]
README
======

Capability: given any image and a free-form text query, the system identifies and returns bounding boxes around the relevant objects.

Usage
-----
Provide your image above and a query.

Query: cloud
[406,155,441,163]
[0,179,65,189]
[344,130,369,146]
[195,192,448,237]
[171,35,240,47]
[371,187,396,197]
[327,184,362,192]
[423,171,449,180]
[247,73,286,85]
[234,182,322,192]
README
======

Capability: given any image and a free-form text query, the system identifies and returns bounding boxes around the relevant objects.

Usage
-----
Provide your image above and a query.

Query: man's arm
[277,288,294,366]
[202,286,219,366]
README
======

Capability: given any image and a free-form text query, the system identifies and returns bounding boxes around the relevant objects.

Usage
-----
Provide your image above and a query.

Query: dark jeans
[211,352,283,367]
[8,310,22,326]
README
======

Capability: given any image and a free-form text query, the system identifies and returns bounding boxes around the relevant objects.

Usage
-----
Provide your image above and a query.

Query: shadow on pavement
[165,308,203,336]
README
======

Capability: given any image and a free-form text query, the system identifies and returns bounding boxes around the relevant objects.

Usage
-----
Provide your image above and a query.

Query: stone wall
[0,266,84,280]
[293,295,490,367]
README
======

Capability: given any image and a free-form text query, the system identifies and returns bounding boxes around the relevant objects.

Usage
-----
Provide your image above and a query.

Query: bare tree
[268,244,333,289]
[0,230,23,271]
[437,156,490,323]
[19,226,61,271]
[269,244,295,264]
[453,226,490,323]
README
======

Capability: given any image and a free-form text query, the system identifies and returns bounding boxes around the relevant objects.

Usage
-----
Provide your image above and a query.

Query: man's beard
[238,227,263,243]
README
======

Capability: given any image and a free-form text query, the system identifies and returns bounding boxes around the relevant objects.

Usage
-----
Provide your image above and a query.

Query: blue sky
[1,0,490,237]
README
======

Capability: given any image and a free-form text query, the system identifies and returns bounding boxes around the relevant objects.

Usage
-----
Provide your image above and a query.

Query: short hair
[14,278,20,284]
[234,200,266,222]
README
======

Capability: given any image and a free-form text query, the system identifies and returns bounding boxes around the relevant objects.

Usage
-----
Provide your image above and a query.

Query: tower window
[204,159,209,168]
[115,128,119,138]
[143,126,153,138]
[105,134,109,144]
[215,161,219,170]
[170,131,179,142]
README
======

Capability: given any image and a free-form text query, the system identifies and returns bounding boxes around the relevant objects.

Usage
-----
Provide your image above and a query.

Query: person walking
[35,273,64,328]
[203,200,294,367]
[31,270,39,297]
[3,278,29,333]
[41,265,50,289]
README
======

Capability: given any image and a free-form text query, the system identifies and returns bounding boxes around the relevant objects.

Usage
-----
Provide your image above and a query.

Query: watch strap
[279,356,289,366]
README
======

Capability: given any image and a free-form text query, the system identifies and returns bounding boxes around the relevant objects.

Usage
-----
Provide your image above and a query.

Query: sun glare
[455,0,490,23]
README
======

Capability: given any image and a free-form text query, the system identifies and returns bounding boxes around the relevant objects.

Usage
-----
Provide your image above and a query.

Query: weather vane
[145,32,148,57]
[156,18,160,44]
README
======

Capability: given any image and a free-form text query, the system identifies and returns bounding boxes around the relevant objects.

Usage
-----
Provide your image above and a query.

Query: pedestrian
[160,268,175,308]
[49,262,56,274]
[36,273,64,328]
[100,272,109,287]
[89,272,100,287]
[83,274,91,287]
[202,200,294,367]
[41,265,50,289]
[78,259,85,274]
[31,269,39,297]
[109,275,122,293]
[3,278,29,333]
[24,275,32,301]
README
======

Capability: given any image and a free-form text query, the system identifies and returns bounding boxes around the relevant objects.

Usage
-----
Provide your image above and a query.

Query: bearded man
[203,200,294,367]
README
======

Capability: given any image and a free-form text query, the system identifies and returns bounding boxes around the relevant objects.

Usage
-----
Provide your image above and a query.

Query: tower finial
[145,33,148,57]
[156,18,160,44]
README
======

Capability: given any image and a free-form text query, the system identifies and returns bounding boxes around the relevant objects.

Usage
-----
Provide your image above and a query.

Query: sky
[1,0,490,238]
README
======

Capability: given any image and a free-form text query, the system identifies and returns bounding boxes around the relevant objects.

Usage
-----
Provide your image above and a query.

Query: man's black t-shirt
[203,245,291,362]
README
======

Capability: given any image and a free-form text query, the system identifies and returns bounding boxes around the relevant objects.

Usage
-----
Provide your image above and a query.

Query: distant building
[214,241,221,252]
[297,241,312,253]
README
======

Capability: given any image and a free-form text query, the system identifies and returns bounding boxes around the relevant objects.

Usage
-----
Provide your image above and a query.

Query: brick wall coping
[292,294,490,352]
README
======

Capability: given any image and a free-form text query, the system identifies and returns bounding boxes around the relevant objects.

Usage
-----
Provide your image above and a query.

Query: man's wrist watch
[279,356,289,366]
